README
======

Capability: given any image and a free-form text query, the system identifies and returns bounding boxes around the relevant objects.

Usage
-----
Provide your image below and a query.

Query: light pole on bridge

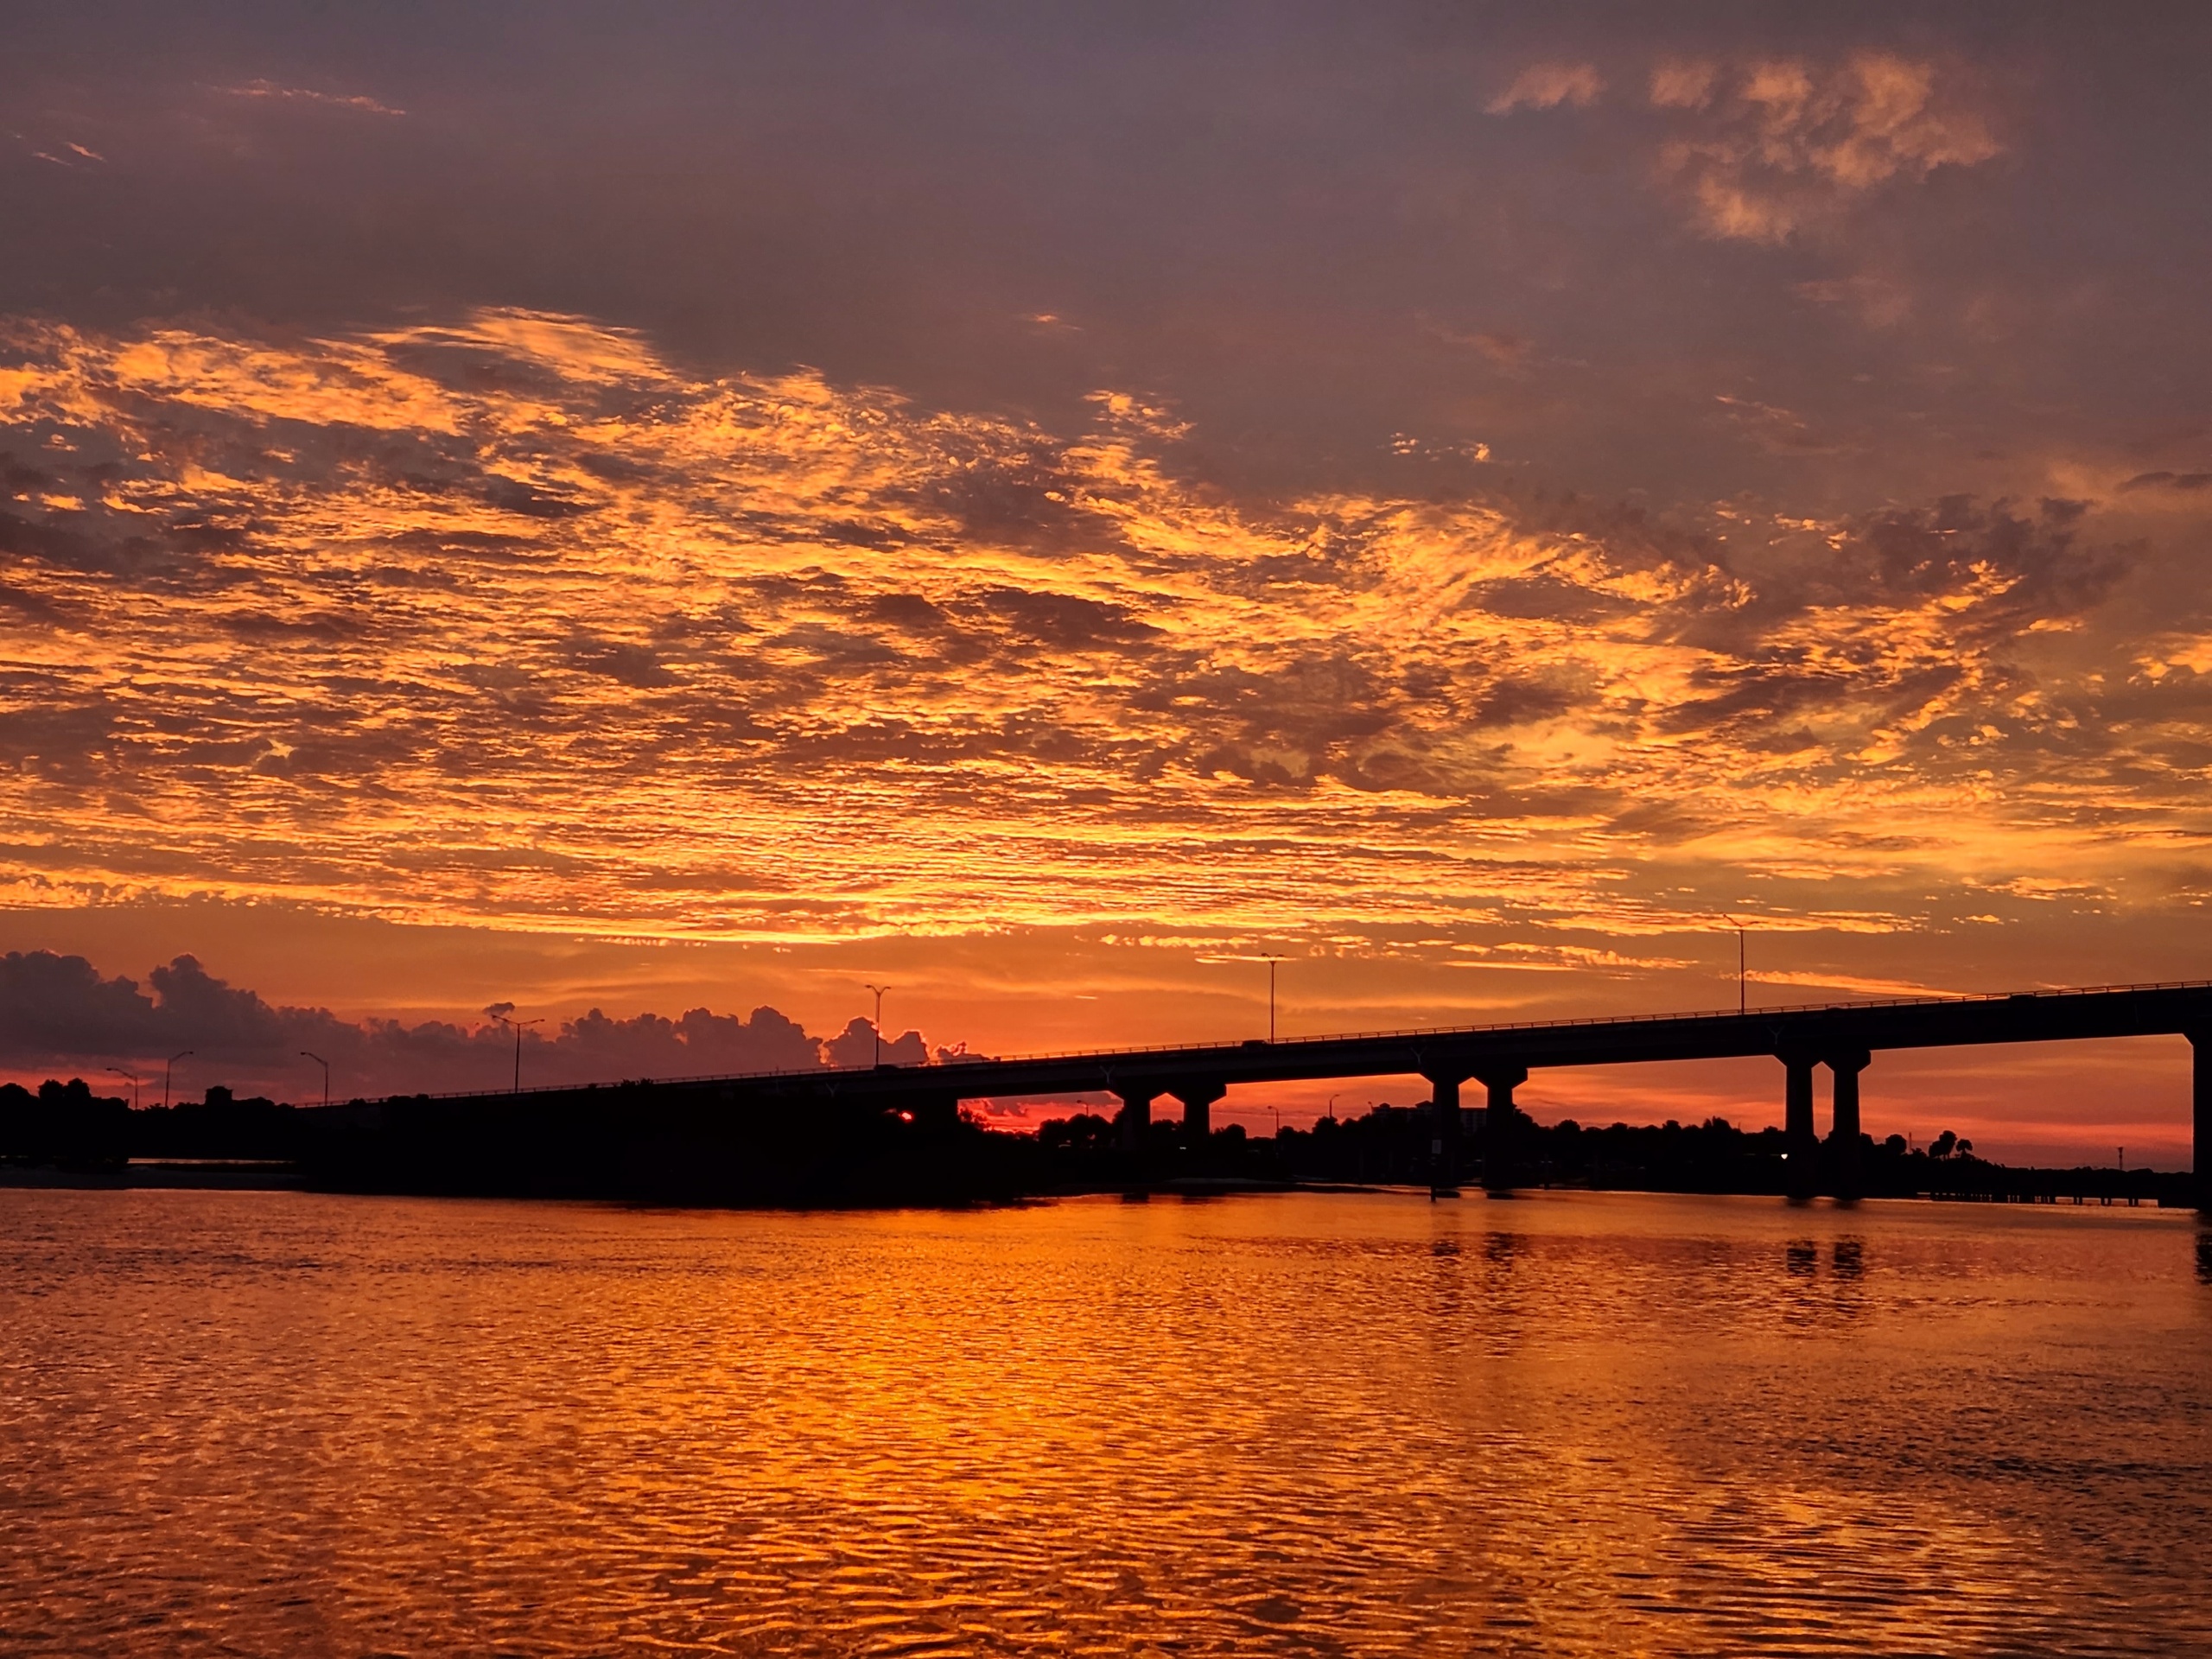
[1257,954,1287,1043]
[301,1050,330,1110]
[863,984,890,1066]
[164,1050,192,1110]
[499,1016,543,1093]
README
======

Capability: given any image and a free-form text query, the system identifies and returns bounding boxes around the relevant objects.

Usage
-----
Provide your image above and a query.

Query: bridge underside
[442,984,2212,1207]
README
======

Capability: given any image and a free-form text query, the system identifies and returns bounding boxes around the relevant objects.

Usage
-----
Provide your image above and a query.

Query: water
[2,1187,2209,1656]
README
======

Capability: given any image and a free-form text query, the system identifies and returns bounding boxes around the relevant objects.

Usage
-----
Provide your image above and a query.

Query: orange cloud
[0,310,2197,977]
[1487,62,1605,116]
[1658,53,1999,243]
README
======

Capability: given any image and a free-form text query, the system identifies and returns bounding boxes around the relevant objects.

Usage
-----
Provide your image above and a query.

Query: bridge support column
[1477,1065,1529,1198]
[1424,1073,1467,1198]
[1782,1053,1817,1201]
[1170,1080,1225,1147]
[2192,1030,2210,1211]
[1116,1087,1160,1153]
[1826,1049,1870,1200]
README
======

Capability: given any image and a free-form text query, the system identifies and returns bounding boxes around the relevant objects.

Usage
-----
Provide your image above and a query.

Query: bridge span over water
[584,980,2212,1203]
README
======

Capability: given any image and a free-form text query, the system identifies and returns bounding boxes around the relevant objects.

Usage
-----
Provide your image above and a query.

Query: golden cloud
[0,310,2197,955]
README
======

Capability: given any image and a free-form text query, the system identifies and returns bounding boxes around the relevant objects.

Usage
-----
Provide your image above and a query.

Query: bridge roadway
[427,982,2212,1199]
[728,980,2212,1202]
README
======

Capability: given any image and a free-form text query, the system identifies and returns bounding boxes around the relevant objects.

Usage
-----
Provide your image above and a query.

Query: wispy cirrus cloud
[215,79,406,118]
[1486,61,1605,116]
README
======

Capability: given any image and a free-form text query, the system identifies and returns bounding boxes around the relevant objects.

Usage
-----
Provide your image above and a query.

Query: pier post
[1476,1065,1529,1198]
[1423,1072,1466,1197]
[1171,1080,1226,1147]
[1783,1052,1817,1200]
[1826,1048,1870,1200]
[1116,1086,1160,1153]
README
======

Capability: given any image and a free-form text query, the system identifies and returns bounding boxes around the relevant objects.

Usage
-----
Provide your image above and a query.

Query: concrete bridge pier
[1826,1048,1870,1200]
[1172,1080,1225,1147]
[2193,1028,2210,1211]
[1782,1053,1818,1200]
[1116,1086,1160,1153]
[1424,1072,1466,1198]
[1478,1065,1529,1198]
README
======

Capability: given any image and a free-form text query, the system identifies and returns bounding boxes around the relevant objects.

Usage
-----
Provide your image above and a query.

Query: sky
[2,3,2208,1160]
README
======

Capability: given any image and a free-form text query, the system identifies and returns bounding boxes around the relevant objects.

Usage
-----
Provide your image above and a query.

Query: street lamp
[164,1050,192,1110]
[300,1051,329,1110]
[105,1066,140,1110]
[1256,954,1287,1043]
[1723,917,1748,1014]
[499,1015,543,1093]
[862,983,890,1067]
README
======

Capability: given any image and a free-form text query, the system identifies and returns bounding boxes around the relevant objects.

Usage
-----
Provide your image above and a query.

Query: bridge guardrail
[382,978,2212,1106]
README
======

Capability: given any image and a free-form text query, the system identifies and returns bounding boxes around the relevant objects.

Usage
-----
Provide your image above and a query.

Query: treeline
[1033,1103,2187,1201]
[0,1077,1040,1205]
[0,1080,302,1168]
[1,1078,2186,1205]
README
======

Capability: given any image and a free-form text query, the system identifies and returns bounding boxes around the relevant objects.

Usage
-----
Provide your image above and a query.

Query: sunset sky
[3,4,2208,1160]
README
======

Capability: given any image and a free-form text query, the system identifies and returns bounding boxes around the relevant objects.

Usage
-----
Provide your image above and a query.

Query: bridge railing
[366,978,2212,1107]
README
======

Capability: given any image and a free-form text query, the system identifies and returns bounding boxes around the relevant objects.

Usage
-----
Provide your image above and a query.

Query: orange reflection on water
[3,1187,2206,1654]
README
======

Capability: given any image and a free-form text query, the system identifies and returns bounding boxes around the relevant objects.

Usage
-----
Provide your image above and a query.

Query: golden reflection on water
[3,1189,2209,1656]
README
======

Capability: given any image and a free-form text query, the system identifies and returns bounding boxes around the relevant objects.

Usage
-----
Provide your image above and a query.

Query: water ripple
[2,1189,2209,1656]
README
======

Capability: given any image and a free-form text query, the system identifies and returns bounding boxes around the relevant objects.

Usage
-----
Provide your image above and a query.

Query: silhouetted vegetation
[0,1079,131,1170]
[0,1080,2190,1206]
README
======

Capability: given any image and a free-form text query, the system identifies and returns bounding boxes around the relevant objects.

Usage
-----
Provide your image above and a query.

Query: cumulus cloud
[0,950,917,1101]
[1649,53,1999,243]
[1487,62,1605,116]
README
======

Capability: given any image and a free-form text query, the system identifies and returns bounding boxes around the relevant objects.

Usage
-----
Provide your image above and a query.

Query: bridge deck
[419,981,2212,1105]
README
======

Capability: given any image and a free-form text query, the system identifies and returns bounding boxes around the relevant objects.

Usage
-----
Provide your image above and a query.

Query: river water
[2,1187,2209,1656]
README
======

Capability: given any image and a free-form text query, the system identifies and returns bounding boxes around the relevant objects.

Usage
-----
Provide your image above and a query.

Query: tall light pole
[499,1015,543,1093]
[1724,917,1747,1014]
[164,1050,192,1110]
[105,1066,140,1110]
[300,1051,329,1110]
[863,984,889,1067]
[1257,954,1287,1043]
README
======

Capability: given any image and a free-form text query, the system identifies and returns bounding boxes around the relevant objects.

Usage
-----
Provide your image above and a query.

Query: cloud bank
[0,308,2204,960]
[0,950,932,1101]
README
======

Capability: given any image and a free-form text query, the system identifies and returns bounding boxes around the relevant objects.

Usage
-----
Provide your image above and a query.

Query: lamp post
[105,1066,140,1110]
[300,1050,329,1110]
[164,1050,192,1110]
[499,1016,543,1093]
[862,984,889,1067]
[1724,917,1748,1014]
[1257,954,1287,1043]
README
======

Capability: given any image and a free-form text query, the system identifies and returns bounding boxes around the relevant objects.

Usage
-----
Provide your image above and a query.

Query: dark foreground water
[3,1188,2209,1657]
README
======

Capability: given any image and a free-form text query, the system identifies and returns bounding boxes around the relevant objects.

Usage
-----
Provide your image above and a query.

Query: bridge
[494,980,2212,1204]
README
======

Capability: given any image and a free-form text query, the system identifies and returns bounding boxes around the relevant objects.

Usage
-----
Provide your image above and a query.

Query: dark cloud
[2120,471,2212,493]
[6,3,2204,513]
[0,950,929,1100]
